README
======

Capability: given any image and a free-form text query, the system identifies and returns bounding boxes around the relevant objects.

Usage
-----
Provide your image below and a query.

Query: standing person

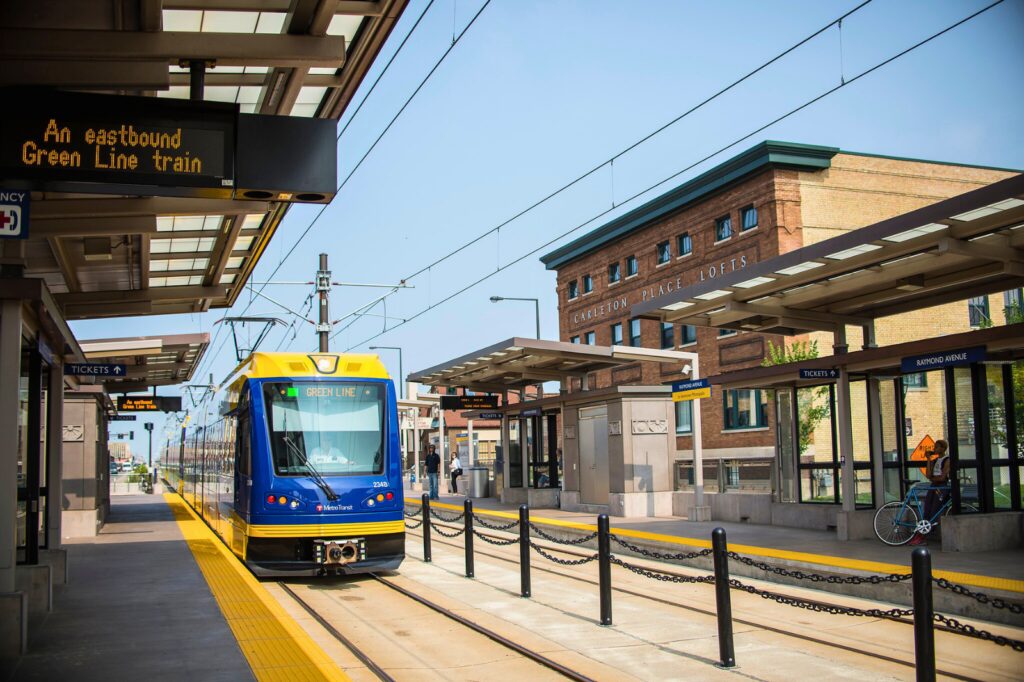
[450,452,463,494]
[910,439,950,546]
[425,445,441,500]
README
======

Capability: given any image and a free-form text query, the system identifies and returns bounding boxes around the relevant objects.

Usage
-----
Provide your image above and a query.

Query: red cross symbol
[0,210,12,231]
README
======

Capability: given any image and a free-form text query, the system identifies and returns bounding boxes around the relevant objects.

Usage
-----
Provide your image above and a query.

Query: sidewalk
[4,495,254,681]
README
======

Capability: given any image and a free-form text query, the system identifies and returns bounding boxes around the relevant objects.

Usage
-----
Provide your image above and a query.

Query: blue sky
[72,0,1024,453]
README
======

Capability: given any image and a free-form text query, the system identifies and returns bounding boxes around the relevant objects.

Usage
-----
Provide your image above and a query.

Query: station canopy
[77,332,210,393]
[633,173,1024,334]
[0,0,408,319]
[408,337,695,393]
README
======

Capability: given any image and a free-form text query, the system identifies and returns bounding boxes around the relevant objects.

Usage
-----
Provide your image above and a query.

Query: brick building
[540,141,1017,464]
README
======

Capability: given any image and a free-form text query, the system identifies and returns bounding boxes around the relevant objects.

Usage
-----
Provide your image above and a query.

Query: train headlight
[289,500,300,509]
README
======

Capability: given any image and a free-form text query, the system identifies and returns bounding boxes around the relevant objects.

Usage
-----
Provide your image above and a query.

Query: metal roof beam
[936,237,1024,264]
[34,216,158,238]
[56,285,227,306]
[32,197,270,219]
[169,72,343,86]
[0,60,169,89]
[164,0,384,14]
[0,29,347,68]
[724,301,871,327]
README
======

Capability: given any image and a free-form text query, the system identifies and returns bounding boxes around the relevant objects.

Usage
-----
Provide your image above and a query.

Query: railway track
[278,575,597,681]
[410,519,1022,682]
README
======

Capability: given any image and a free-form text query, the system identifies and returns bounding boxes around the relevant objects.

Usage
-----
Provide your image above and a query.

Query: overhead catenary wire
[193,0,492,381]
[338,0,1006,352]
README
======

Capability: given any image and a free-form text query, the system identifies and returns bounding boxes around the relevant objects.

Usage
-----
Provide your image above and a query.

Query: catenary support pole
[912,547,936,682]
[711,527,736,667]
[317,253,330,352]
[519,505,531,598]
[421,493,432,563]
[598,514,612,625]
[464,499,474,578]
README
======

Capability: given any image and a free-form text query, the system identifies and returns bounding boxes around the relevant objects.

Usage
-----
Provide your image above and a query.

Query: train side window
[235,389,251,477]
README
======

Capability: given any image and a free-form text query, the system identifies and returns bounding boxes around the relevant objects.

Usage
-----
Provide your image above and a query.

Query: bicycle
[873,481,954,546]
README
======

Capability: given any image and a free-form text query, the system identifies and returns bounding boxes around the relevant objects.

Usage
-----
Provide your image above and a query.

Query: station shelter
[0,0,412,656]
[633,173,1024,549]
[409,338,698,516]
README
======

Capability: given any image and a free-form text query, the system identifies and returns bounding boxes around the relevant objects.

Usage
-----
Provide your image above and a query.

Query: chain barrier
[430,509,466,523]
[932,578,1024,615]
[404,518,423,529]
[529,541,599,566]
[727,578,915,619]
[610,534,713,562]
[474,530,520,546]
[726,551,912,585]
[473,515,519,532]
[529,523,599,546]
[403,506,423,518]
[934,613,1024,652]
[431,523,466,538]
[610,556,716,585]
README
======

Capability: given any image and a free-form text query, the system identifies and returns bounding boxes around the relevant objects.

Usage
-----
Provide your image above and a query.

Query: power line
[395,0,875,284]
[193,0,482,381]
[338,0,1006,352]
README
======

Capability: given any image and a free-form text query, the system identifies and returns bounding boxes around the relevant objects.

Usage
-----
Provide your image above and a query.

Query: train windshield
[264,382,385,476]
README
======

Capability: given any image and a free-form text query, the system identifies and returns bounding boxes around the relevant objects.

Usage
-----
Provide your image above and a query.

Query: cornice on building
[539,141,839,271]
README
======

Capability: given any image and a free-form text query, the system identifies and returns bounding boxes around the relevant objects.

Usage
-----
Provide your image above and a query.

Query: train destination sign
[116,396,183,412]
[440,395,500,411]
[1,90,235,195]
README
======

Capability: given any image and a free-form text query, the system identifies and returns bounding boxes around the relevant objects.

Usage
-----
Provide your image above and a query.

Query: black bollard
[421,493,432,563]
[519,505,531,598]
[598,514,612,626]
[464,499,475,578]
[912,548,936,682]
[711,528,736,667]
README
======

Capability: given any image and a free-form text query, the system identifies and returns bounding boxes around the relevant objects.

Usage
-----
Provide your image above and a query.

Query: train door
[231,388,251,555]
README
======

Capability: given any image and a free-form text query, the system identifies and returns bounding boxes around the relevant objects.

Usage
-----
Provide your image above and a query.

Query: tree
[762,339,829,453]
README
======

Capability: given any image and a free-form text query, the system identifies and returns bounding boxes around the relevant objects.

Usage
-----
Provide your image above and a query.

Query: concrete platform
[409,492,1024,625]
[2,493,342,681]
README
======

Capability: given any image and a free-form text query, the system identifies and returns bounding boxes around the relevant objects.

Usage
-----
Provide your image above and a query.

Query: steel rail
[413,523,988,682]
[277,582,396,682]
[369,574,597,682]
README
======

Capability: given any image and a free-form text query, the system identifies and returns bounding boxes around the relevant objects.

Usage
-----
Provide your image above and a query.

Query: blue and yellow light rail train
[163,352,404,576]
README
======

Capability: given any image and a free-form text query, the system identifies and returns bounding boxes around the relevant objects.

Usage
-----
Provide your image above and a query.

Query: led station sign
[116,396,183,413]
[1,90,235,197]
[440,395,500,411]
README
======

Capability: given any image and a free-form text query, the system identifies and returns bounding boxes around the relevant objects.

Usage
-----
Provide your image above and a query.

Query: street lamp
[489,296,540,339]
[369,346,403,399]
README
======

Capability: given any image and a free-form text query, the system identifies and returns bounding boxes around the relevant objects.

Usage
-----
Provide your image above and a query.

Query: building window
[608,262,621,284]
[629,318,641,346]
[718,328,737,338]
[723,389,768,430]
[584,331,595,345]
[660,322,674,349]
[968,296,990,327]
[568,280,578,300]
[675,400,692,434]
[1005,288,1023,323]
[715,215,732,241]
[741,206,758,231]
[903,372,927,389]
[570,335,580,344]
[610,323,623,345]
[626,255,638,277]
[582,274,593,294]
[677,232,692,257]
[656,241,671,265]
[679,324,697,346]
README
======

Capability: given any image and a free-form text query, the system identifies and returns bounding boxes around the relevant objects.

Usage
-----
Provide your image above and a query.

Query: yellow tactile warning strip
[247,520,403,538]
[165,494,347,682]
[407,496,1024,595]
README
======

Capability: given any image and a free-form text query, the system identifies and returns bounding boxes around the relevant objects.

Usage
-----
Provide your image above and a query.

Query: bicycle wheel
[874,501,918,546]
